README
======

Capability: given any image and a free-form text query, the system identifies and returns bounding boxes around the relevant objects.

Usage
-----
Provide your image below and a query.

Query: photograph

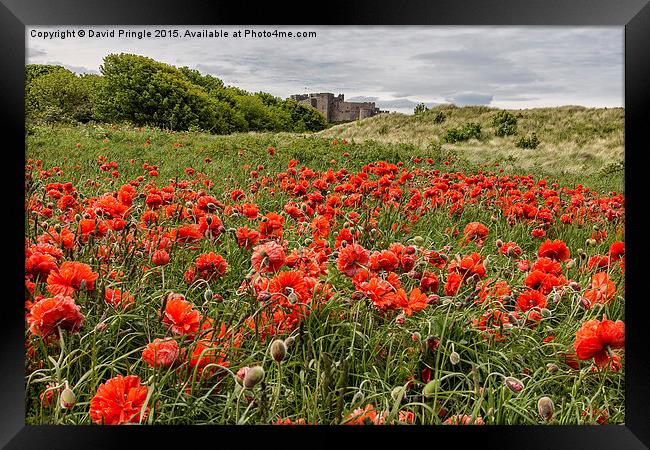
[22,24,631,427]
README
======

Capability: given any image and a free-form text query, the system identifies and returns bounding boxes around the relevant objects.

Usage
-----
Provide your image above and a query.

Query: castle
[290,93,384,122]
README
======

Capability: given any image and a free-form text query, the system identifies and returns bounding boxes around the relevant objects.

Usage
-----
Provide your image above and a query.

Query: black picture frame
[2,0,649,448]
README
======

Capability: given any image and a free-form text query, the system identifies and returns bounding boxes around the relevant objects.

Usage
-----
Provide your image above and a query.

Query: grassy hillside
[317,105,624,177]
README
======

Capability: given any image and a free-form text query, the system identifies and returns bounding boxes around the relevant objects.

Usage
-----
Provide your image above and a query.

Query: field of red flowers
[25,125,624,425]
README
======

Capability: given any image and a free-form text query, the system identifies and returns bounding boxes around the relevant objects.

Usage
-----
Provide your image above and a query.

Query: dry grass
[317,105,624,177]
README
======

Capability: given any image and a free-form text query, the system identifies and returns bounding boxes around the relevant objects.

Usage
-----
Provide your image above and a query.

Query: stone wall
[290,93,383,122]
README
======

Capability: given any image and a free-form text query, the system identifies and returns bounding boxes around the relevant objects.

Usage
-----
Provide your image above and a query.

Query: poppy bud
[546,363,559,374]
[540,308,552,318]
[426,336,440,352]
[270,339,287,363]
[79,280,87,291]
[60,386,76,409]
[504,376,524,393]
[205,216,213,225]
[427,295,440,305]
[236,366,249,382]
[396,313,406,326]
[284,336,295,349]
[207,203,217,211]
[496,239,503,248]
[586,238,597,247]
[257,291,271,302]
[486,407,495,418]
[566,259,576,269]
[391,386,406,402]
[578,249,587,260]
[578,296,592,310]
[423,380,438,398]
[538,396,554,421]
[95,321,107,332]
[568,281,581,291]
[352,291,365,301]
[243,366,265,388]
[304,238,313,245]
[449,351,460,365]
[203,289,213,302]
[411,236,424,246]
[411,332,421,342]
[351,390,365,404]
[287,292,299,304]
[491,215,498,223]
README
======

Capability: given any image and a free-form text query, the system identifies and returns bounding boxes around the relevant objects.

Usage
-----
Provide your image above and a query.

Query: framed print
[2,0,649,447]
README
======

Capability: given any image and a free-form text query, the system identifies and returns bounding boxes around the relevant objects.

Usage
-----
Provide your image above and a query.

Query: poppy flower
[151,250,170,266]
[46,261,99,297]
[251,241,286,273]
[388,288,429,316]
[345,404,386,425]
[162,296,202,336]
[89,375,149,425]
[573,317,624,368]
[463,221,489,245]
[194,252,228,280]
[516,289,547,312]
[337,243,370,277]
[583,272,617,304]
[27,295,85,337]
[105,288,135,309]
[538,239,570,261]
[142,339,179,368]
[268,270,310,304]
[368,250,400,272]
[443,414,485,425]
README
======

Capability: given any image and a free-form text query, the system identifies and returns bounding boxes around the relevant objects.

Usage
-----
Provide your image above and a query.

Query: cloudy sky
[26,26,623,113]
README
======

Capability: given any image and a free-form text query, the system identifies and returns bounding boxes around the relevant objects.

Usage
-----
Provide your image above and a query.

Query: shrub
[492,110,518,137]
[414,103,429,115]
[432,111,446,124]
[26,68,94,124]
[515,133,540,149]
[444,122,482,143]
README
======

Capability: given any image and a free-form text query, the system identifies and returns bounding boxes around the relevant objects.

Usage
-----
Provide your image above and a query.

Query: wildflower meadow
[25,123,624,425]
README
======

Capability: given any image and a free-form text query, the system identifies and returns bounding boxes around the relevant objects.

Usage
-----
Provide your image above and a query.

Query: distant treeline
[25,53,328,133]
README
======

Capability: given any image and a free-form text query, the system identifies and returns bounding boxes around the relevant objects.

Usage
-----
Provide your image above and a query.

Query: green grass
[25,123,625,425]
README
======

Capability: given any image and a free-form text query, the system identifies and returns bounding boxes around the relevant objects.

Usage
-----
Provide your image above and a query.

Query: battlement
[290,92,384,122]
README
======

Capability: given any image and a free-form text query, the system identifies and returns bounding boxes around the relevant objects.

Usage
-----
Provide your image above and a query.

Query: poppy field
[25,124,625,425]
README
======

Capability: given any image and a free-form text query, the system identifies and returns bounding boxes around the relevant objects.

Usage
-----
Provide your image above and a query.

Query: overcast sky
[26,26,623,113]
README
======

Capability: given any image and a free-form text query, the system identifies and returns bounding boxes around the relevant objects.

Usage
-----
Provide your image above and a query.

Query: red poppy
[89,375,149,425]
[583,272,617,304]
[345,404,386,425]
[194,252,228,280]
[368,250,400,272]
[142,338,179,368]
[46,261,99,297]
[463,221,489,245]
[573,318,624,368]
[235,226,260,249]
[162,296,202,336]
[516,289,547,312]
[443,414,485,425]
[27,295,85,337]
[151,250,170,266]
[251,241,286,273]
[337,243,370,277]
[538,239,570,261]
[104,288,134,309]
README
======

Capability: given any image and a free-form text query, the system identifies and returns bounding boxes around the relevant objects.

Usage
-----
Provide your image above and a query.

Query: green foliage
[414,103,429,115]
[25,55,328,134]
[515,133,540,149]
[432,111,446,124]
[26,68,95,124]
[443,122,482,143]
[492,110,518,137]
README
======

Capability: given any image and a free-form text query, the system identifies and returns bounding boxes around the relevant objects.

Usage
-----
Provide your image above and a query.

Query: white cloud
[26,26,623,111]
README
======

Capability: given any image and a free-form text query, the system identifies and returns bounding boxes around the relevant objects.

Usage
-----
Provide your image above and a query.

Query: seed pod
[449,351,460,365]
[203,289,213,302]
[270,339,287,363]
[504,376,524,393]
[351,390,365,404]
[243,366,265,388]
[391,386,406,402]
[546,363,559,374]
[60,386,76,409]
[538,396,554,421]
[284,336,295,349]
[423,380,437,398]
